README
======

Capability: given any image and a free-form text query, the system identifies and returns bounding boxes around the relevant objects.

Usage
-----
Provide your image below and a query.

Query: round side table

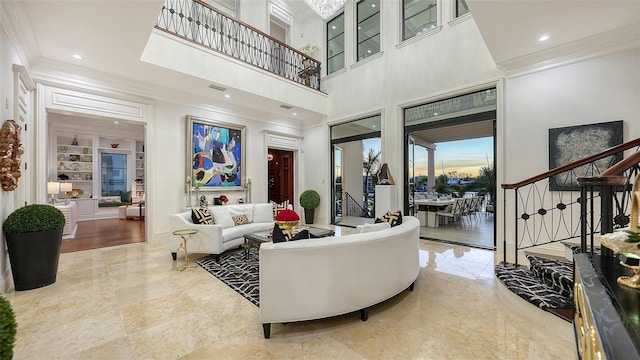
[172,229,199,271]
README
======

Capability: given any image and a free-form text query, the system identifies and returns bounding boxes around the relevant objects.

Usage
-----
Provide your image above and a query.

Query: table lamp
[59,182,73,202]
[47,182,60,205]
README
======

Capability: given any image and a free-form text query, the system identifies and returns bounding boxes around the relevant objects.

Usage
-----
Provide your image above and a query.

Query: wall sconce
[47,182,60,205]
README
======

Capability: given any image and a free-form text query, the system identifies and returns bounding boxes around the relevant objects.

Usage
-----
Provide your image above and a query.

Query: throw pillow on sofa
[191,207,213,224]
[232,214,252,226]
[272,224,316,242]
[375,210,403,227]
[272,223,291,243]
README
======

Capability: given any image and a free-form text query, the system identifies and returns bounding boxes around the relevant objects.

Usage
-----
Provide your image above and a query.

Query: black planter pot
[304,208,315,224]
[5,229,63,291]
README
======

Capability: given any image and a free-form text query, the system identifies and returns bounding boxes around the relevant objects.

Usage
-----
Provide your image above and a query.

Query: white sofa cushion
[210,206,235,229]
[227,204,255,222]
[356,222,391,233]
[253,203,274,223]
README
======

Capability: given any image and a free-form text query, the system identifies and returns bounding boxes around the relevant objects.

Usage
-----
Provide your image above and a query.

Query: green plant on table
[625,230,640,248]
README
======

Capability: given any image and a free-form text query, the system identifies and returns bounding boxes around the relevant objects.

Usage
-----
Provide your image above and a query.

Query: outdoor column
[428,148,436,192]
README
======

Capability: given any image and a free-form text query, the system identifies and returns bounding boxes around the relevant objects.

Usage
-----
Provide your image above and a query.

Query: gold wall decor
[0,119,24,191]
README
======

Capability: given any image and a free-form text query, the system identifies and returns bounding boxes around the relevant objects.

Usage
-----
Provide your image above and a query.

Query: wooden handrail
[602,150,640,176]
[502,137,640,190]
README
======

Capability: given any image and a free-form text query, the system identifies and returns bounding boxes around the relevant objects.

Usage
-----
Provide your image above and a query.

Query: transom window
[402,0,437,41]
[357,0,380,61]
[327,13,345,74]
[204,0,237,17]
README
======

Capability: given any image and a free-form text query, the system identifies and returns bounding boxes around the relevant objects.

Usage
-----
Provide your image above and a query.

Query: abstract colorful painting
[187,116,245,190]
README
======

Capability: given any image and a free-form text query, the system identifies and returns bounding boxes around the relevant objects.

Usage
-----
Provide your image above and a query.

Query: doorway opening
[330,114,381,227]
[404,89,497,249]
[267,148,294,206]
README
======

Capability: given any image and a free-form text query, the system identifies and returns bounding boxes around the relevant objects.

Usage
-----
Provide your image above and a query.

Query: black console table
[574,253,640,359]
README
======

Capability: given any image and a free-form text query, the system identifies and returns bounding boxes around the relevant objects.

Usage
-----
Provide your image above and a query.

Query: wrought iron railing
[155,0,322,91]
[343,192,372,218]
[501,138,640,266]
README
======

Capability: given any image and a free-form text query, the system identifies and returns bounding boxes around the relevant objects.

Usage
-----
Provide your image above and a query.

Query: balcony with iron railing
[501,138,640,266]
[154,0,322,91]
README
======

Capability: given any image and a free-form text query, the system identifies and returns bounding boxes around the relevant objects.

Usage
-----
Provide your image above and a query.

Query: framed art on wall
[187,115,245,191]
[549,120,623,191]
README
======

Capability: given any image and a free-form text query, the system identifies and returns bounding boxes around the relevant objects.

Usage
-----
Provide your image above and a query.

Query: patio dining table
[415,199,454,228]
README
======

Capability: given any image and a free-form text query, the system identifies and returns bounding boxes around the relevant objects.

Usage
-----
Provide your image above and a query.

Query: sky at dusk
[362,137,493,178]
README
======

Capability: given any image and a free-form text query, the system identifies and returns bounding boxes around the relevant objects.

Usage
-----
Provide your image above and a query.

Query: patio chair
[436,198,465,230]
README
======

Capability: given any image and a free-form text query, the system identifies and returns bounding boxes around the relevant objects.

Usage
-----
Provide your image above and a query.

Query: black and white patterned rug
[196,250,260,307]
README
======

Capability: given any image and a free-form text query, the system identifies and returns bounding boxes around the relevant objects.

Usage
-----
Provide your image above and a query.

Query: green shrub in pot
[0,295,16,359]
[299,190,320,224]
[3,204,65,235]
[3,204,65,291]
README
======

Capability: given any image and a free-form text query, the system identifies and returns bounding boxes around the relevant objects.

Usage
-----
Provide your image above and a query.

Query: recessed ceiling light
[372,4,375,7]
[224,94,230,98]
[434,112,438,116]
[72,54,83,60]
[539,35,550,42]
[113,121,119,124]
[332,25,336,29]
[292,112,297,116]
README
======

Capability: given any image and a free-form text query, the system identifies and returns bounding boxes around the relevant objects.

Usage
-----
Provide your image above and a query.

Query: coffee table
[243,226,335,260]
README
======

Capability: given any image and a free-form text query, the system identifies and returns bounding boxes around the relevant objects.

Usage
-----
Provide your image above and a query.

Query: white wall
[0,21,31,291]
[148,100,304,240]
[321,2,501,209]
[301,123,329,224]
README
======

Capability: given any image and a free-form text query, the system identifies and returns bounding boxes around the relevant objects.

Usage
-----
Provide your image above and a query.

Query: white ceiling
[6,0,640,128]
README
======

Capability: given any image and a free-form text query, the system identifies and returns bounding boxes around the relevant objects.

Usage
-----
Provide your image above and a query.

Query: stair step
[527,255,574,299]
[495,262,573,311]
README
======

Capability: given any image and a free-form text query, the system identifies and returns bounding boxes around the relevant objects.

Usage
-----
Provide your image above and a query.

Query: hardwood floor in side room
[60,218,145,253]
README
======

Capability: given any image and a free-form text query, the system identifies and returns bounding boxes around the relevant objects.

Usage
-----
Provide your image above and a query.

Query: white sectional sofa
[259,216,420,338]
[169,203,274,261]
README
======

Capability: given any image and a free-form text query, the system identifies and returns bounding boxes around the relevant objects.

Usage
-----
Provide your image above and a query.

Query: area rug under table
[196,250,260,307]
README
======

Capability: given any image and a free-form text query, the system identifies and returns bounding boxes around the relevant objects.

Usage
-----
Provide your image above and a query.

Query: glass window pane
[101,153,127,197]
[357,0,380,61]
[327,13,345,74]
[403,0,437,41]
[456,0,470,17]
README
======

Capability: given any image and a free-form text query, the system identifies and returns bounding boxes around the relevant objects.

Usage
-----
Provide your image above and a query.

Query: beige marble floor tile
[4,233,576,360]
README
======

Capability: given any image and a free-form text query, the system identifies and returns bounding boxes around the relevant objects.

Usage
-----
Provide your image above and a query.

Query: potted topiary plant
[3,204,65,291]
[0,295,16,359]
[299,189,320,224]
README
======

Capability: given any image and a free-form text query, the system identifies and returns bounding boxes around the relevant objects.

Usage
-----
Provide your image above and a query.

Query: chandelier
[304,0,347,19]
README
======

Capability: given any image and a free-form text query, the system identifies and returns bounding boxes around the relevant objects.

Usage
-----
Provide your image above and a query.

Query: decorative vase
[276,220,299,236]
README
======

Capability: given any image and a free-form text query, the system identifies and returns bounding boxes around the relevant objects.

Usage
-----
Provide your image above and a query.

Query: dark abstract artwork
[549,120,623,191]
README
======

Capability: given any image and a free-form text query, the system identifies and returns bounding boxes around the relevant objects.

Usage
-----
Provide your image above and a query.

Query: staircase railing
[155,0,322,91]
[343,192,372,218]
[501,138,640,266]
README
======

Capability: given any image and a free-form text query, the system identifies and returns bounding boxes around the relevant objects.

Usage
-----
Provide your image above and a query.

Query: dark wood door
[268,148,294,205]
